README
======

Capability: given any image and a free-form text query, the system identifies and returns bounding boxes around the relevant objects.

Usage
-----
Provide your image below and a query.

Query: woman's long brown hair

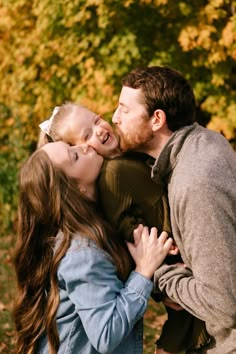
[13,150,133,354]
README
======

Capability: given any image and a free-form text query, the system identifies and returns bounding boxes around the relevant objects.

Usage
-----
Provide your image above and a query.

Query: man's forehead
[120,86,144,104]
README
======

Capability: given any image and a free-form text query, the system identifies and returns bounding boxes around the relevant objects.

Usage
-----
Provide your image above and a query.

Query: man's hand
[163,296,183,311]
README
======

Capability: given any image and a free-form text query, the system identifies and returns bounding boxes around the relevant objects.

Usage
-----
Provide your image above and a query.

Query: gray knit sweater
[152,123,236,354]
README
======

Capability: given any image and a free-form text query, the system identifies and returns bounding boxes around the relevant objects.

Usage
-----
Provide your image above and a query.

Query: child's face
[66,106,119,158]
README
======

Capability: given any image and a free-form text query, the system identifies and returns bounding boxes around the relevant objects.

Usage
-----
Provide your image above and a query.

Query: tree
[0,0,235,232]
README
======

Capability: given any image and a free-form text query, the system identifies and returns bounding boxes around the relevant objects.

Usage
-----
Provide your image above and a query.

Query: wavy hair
[13,149,133,354]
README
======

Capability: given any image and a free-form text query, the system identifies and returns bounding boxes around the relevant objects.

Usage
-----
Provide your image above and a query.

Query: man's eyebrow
[119,102,128,108]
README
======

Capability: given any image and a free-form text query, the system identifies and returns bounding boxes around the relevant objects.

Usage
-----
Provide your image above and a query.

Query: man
[112,66,236,354]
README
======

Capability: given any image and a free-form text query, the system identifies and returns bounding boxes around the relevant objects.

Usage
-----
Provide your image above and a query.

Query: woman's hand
[126,224,173,279]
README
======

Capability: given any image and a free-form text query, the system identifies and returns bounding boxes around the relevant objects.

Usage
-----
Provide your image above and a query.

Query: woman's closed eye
[74,152,79,161]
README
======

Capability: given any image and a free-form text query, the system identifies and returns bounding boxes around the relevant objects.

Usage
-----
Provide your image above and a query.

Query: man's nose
[112,108,119,124]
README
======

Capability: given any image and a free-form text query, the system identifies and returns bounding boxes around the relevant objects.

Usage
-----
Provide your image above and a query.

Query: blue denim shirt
[37,234,153,353]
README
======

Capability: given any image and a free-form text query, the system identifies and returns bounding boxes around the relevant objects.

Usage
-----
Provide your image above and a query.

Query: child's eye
[84,130,91,141]
[95,117,101,125]
[74,152,79,161]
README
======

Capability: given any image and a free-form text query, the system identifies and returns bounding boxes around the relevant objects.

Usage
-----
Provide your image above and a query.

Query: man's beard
[115,126,154,152]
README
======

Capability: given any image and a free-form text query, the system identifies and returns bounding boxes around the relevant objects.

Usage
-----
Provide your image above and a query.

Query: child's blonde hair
[38,102,83,148]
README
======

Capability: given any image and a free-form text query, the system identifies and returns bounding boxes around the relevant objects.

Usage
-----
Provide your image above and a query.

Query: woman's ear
[151,109,167,132]
[79,186,87,194]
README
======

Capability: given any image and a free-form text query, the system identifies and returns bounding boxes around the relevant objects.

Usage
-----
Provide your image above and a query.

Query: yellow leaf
[222,21,235,47]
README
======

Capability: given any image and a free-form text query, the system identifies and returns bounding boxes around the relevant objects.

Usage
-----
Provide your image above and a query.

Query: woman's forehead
[42,141,68,163]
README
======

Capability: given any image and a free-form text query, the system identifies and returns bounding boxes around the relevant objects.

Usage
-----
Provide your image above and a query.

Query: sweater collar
[151,123,198,185]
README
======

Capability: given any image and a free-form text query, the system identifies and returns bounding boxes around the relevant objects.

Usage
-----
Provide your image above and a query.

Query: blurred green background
[0,0,236,352]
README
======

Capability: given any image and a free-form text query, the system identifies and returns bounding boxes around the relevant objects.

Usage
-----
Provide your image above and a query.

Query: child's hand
[168,242,179,256]
[127,224,173,279]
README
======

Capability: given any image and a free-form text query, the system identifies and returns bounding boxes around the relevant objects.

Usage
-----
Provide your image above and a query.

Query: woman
[14,141,173,354]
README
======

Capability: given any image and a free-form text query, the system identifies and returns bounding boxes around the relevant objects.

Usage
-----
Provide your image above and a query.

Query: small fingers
[168,244,179,255]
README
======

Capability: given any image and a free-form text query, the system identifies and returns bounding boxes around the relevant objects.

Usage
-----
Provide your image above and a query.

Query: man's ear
[151,109,167,132]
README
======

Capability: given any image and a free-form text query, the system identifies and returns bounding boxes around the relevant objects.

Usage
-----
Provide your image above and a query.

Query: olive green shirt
[98,152,171,242]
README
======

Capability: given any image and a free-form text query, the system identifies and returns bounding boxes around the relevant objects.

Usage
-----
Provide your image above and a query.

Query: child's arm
[98,156,171,242]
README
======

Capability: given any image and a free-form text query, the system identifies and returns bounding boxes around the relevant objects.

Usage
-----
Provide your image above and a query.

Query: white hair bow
[39,106,60,135]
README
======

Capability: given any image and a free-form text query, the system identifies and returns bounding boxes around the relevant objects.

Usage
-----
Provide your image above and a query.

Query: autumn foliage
[0,0,236,234]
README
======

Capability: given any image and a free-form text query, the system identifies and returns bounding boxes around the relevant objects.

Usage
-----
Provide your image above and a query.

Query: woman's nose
[81,144,89,153]
[74,144,88,154]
